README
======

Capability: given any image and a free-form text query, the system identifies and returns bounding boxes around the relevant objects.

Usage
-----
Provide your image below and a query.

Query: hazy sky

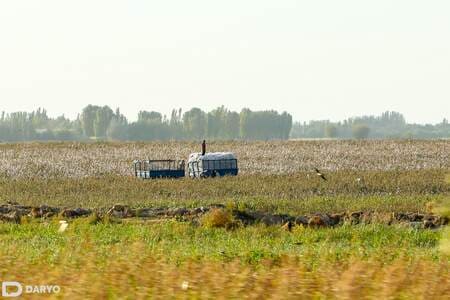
[0,1,449,124]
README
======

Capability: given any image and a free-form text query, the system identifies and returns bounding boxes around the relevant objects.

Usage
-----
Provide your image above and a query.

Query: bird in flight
[314,168,327,181]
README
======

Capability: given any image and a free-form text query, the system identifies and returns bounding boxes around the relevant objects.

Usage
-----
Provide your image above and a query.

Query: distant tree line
[0,108,447,141]
[0,106,292,141]
[290,111,450,139]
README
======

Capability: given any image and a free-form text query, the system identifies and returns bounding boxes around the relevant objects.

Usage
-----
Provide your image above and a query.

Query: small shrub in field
[201,208,236,229]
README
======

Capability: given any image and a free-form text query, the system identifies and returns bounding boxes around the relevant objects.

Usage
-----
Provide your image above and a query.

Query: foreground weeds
[1,254,448,299]
[0,221,442,265]
[0,220,448,299]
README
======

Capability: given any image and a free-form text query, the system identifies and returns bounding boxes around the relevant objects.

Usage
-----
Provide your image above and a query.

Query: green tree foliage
[80,105,99,137]
[138,111,162,123]
[0,108,448,141]
[107,108,128,140]
[183,108,206,139]
[224,111,240,139]
[128,110,170,140]
[0,109,80,141]
[325,124,338,138]
[169,108,184,140]
[80,105,115,139]
[239,109,292,140]
[290,111,449,139]
[94,106,114,138]
[352,124,370,139]
[205,106,240,139]
[206,106,226,139]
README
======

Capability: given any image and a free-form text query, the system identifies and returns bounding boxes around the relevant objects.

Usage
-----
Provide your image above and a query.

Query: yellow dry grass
[1,249,448,299]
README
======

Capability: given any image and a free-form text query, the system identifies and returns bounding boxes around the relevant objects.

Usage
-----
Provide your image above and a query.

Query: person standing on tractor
[202,140,206,156]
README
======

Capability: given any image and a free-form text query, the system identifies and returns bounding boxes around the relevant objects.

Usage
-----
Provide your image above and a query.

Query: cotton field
[0,140,449,299]
[0,140,448,178]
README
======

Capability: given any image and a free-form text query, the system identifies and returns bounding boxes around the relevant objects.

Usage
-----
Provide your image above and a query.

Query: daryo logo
[2,281,60,297]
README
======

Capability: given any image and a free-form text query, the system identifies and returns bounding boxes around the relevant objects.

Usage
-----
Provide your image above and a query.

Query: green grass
[0,220,442,266]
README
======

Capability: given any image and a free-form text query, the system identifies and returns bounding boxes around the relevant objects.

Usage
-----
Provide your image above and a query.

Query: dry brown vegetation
[0,170,447,214]
[2,253,448,299]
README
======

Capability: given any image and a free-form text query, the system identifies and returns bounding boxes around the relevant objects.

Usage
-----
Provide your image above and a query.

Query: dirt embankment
[1,202,448,230]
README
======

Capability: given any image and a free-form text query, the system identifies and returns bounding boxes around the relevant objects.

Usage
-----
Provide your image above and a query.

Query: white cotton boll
[181,281,189,290]
[58,220,68,233]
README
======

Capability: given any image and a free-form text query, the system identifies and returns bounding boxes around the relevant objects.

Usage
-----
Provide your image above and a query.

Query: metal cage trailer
[188,152,238,178]
[134,159,185,179]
